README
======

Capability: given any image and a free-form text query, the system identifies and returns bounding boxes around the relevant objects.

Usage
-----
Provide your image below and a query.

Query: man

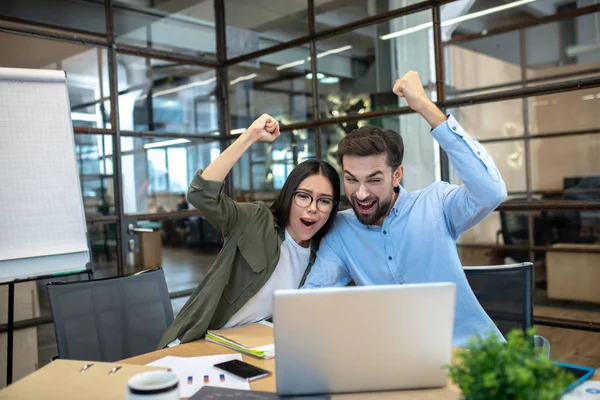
[177,193,189,211]
[302,71,507,346]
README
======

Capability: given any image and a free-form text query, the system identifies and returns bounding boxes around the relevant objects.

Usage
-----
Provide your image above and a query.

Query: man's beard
[350,195,393,226]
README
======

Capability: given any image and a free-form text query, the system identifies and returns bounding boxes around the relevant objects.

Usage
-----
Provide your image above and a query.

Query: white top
[222,229,311,329]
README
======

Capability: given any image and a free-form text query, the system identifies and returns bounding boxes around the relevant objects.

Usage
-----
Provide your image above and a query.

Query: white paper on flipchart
[562,380,600,399]
[147,354,251,398]
[0,68,89,271]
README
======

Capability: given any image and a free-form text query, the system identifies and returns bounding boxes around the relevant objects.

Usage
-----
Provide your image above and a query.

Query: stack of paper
[146,354,250,398]
[206,322,275,359]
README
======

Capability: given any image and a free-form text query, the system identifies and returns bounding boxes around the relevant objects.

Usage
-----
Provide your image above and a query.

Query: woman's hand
[201,114,281,182]
[244,114,281,143]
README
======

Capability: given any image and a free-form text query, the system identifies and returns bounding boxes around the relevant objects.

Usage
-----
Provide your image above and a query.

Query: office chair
[47,268,174,362]
[463,262,550,357]
[497,199,547,262]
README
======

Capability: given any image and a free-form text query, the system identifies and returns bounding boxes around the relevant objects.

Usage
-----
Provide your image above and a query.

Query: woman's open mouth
[300,218,317,228]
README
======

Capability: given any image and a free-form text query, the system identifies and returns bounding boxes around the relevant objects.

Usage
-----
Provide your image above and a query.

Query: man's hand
[393,71,431,113]
[393,71,447,129]
[244,113,281,143]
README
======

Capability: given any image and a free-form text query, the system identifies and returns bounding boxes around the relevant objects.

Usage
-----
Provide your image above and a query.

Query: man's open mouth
[356,200,377,212]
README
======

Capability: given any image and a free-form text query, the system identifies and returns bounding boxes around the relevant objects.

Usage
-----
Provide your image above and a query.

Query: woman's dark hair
[270,159,341,242]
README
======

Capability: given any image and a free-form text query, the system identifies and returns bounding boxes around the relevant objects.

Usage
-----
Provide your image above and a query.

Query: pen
[109,365,122,375]
[80,363,94,373]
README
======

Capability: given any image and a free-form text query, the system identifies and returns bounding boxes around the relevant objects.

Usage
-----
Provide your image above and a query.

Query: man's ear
[393,165,404,187]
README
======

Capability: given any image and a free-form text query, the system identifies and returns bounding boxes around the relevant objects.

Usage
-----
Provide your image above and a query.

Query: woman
[157,114,341,348]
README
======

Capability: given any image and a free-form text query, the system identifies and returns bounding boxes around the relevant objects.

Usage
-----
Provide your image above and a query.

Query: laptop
[273,282,456,396]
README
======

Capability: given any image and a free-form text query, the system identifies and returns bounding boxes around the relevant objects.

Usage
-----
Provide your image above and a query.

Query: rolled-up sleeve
[432,115,507,238]
[187,170,241,237]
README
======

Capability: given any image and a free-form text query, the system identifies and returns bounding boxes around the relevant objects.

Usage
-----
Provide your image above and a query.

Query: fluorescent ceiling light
[320,76,340,84]
[208,128,247,135]
[230,73,258,85]
[305,72,325,80]
[143,138,191,149]
[582,93,600,100]
[381,0,537,40]
[276,45,353,71]
[143,77,217,99]
[381,22,433,40]
[565,43,600,58]
[316,45,353,59]
[276,59,306,71]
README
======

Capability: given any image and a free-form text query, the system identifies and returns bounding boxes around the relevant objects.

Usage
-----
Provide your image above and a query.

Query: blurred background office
[0,0,598,387]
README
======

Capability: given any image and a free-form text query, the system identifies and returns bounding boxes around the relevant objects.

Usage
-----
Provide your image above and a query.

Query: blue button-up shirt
[302,114,507,347]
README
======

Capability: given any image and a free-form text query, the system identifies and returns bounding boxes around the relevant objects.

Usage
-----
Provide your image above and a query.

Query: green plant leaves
[444,328,574,400]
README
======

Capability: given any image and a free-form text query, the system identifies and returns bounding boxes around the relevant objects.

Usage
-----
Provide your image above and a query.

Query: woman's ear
[393,165,404,187]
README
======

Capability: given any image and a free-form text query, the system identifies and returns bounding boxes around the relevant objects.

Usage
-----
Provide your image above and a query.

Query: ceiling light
[142,77,217,99]
[276,45,353,71]
[143,138,191,149]
[381,0,538,41]
[320,76,340,84]
[276,60,306,71]
[316,45,353,58]
[230,73,258,85]
[305,73,325,80]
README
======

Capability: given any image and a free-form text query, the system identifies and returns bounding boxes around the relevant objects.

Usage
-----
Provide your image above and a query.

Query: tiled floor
[29,246,600,372]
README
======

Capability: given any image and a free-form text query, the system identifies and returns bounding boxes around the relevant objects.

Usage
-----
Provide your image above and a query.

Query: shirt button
[383,231,387,234]
[388,256,392,260]
[452,126,457,131]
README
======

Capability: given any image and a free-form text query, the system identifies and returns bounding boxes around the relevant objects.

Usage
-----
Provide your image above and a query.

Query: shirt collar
[391,185,409,215]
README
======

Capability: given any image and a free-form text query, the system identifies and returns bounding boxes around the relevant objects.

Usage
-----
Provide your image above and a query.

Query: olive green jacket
[157,171,317,349]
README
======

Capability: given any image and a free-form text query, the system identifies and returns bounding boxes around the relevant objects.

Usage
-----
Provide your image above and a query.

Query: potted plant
[445,328,574,400]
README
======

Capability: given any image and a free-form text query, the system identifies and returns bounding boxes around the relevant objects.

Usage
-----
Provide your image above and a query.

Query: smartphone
[553,361,596,392]
[213,359,271,381]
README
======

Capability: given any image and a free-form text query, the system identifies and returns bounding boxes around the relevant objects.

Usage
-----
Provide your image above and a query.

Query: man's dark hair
[337,126,404,170]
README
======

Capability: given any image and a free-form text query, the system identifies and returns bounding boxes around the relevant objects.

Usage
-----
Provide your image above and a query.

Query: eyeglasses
[293,191,335,213]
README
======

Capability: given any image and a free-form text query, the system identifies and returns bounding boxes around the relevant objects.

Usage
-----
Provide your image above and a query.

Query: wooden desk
[122,340,600,399]
[122,340,462,399]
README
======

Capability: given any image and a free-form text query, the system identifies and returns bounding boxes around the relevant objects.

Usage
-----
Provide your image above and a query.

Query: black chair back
[463,262,533,335]
[47,268,173,361]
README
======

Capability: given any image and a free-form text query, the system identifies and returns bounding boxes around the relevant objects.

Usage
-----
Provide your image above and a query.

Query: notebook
[0,359,166,400]
[205,322,275,359]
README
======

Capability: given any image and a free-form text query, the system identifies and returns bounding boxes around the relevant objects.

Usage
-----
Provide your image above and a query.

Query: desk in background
[547,243,600,303]
[133,221,163,271]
